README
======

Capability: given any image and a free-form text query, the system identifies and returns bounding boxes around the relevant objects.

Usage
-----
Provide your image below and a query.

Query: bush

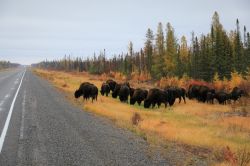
[229,71,244,90]
[159,76,177,88]
[223,146,237,166]
[131,72,151,83]
[214,146,250,166]
[213,72,229,91]
[131,113,142,126]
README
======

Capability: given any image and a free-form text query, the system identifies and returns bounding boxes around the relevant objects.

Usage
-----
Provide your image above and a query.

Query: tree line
[34,12,250,82]
[0,61,19,69]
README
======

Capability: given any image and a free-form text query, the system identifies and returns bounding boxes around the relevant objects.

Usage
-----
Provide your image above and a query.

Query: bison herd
[187,85,245,105]
[74,79,246,108]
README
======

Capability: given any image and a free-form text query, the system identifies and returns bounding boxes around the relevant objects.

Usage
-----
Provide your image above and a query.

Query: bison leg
[152,103,155,109]
[182,96,186,104]
[157,102,161,108]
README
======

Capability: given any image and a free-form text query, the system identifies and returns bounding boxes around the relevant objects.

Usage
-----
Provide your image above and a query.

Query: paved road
[0,68,168,166]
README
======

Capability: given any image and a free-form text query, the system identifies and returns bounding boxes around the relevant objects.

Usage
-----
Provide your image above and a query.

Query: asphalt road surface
[0,68,168,166]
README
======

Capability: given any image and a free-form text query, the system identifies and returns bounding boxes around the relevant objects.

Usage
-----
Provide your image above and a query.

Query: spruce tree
[152,22,166,79]
[144,28,154,75]
[179,36,189,76]
[165,22,178,76]
[234,19,244,73]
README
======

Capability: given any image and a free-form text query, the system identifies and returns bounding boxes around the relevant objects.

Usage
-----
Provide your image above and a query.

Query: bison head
[144,99,151,108]
[74,89,82,98]
[100,89,105,96]
[130,97,136,105]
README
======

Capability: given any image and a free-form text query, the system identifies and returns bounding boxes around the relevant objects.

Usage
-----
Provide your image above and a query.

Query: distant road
[0,68,168,166]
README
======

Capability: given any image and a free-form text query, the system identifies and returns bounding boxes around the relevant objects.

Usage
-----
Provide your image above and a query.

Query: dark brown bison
[230,87,245,102]
[130,88,148,106]
[118,85,130,102]
[165,87,186,104]
[100,83,110,96]
[74,82,98,102]
[112,84,122,98]
[188,84,214,103]
[144,88,169,108]
[187,84,201,100]
[214,91,231,105]
[106,79,117,92]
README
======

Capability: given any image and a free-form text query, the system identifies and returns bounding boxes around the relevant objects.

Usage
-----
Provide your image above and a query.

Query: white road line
[19,90,26,140]
[0,69,26,153]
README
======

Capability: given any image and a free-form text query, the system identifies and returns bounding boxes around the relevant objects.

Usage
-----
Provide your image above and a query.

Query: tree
[127,41,133,75]
[246,32,250,69]
[165,22,178,76]
[234,19,244,73]
[152,22,166,78]
[199,35,211,81]
[144,28,154,75]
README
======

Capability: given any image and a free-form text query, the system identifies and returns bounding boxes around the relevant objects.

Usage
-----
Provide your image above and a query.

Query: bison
[112,84,122,98]
[198,85,210,102]
[214,91,230,105]
[106,79,117,92]
[188,84,215,103]
[144,88,169,108]
[100,83,110,96]
[230,87,245,102]
[187,84,201,100]
[165,87,186,104]
[130,88,148,106]
[118,85,130,102]
[74,82,98,102]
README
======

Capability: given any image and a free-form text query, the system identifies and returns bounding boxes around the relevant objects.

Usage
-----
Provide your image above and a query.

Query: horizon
[0,0,250,65]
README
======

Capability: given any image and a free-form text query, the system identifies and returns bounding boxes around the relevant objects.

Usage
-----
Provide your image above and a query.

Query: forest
[0,61,19,70]
[34,12,250,82]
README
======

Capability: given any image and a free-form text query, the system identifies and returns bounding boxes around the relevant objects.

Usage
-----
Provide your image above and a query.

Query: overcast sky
[0,0,249,65]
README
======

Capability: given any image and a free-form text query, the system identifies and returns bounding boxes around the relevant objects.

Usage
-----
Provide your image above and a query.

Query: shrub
[229,71,244,90]
[131,113,142,126]
[213,72,229,91]
[159,76,181,88]
[222,146,237,166]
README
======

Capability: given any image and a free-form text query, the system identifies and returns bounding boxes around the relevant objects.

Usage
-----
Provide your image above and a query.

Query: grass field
[33,68,250,165]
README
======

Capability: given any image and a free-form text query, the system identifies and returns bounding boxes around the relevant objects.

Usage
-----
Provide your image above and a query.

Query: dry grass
[33,68,250,165]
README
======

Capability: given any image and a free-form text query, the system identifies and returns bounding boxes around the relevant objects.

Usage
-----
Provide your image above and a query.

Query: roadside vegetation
[33,68,250,166]
[0,61,19,71]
